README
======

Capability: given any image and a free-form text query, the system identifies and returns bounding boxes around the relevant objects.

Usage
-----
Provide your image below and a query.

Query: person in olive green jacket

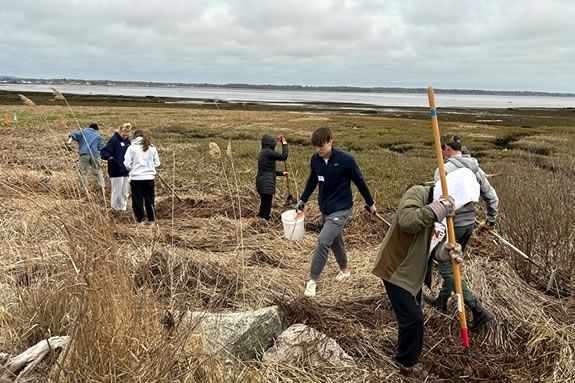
[372,184,460,378]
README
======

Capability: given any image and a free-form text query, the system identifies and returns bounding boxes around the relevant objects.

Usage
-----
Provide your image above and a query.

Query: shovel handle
[157,173,182,202]
[364,205,391,227]
[428,86,469,349]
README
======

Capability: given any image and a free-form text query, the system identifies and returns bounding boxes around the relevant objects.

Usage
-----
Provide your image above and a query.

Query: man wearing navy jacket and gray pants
[295,127,376,297]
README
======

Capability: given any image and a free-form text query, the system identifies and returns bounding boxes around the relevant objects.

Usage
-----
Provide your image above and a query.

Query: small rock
[263,323,355,367]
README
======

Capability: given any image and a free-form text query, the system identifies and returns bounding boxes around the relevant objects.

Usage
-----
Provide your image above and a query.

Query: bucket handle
[288,211,305,240]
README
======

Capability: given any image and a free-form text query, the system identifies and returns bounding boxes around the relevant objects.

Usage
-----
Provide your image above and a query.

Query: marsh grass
[0,99,574,381]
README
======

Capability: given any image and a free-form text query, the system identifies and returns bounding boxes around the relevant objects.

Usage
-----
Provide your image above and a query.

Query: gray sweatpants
[79,154,105,189]
[310,208,352,280]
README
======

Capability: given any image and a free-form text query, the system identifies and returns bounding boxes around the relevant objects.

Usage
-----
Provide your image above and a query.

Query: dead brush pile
[135,247,247,309]
[0,180,223,381]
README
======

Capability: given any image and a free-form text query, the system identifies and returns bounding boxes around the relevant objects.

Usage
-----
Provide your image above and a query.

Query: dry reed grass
[0,98,573,382]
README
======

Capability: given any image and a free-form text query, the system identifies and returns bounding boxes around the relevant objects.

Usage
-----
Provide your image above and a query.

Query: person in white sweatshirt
[123,129,161,224]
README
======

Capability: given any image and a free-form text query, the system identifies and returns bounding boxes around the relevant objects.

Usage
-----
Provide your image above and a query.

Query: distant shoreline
[2,89,575,132]
[1,76,574,98]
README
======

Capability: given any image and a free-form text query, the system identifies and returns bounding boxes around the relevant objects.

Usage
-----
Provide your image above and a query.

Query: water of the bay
[2,84,574,108]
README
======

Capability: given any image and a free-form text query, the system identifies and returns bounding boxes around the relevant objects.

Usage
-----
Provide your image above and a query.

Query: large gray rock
[184,306,284,360]
[263,323,355,367]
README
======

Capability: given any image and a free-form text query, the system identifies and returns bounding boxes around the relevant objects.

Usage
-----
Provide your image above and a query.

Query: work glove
[282,171,289,177]
[294,199,305,212]
[477,220,495,232]
[427,195,455,222]
[435,242,463,263]
[279,135,287,145]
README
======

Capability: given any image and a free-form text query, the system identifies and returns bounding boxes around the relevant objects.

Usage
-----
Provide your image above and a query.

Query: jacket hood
[261,134,277,149]
[447,155,479,173]
[132,136,144,145]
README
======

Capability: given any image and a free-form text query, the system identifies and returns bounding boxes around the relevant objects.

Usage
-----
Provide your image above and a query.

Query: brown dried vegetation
[0,96,573,382]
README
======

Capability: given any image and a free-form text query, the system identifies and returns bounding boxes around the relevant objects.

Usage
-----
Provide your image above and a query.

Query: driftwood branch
[0,336,69,381]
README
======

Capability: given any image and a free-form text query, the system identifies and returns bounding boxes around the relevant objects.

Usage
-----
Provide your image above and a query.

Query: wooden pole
[427,87,469,349]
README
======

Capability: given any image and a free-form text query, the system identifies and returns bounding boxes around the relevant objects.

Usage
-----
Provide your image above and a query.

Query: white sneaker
[335,271,351,281]
[304,280,317,297]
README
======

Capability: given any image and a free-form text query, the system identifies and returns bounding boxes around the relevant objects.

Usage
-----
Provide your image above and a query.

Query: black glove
[294,200,305,211]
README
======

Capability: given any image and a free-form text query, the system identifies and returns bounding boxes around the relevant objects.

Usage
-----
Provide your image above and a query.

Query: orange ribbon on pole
[427,87,469,349]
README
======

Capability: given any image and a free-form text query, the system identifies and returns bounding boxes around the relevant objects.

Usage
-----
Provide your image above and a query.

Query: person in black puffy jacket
[255,134,288,220]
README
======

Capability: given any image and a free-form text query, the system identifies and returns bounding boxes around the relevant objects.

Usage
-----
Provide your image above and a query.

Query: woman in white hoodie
[123,129,160,224]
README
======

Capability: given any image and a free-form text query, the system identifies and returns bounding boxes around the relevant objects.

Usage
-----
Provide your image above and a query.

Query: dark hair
[441,134,462,151]
[89,123,99,130]
[133,129,151,151]
[311,127,333,146]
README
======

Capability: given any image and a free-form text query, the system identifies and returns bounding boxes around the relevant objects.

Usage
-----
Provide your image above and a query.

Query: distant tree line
[1,76,573,97]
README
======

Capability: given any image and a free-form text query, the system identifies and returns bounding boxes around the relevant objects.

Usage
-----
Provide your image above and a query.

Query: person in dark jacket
[372,184,458,378]
[100,123,132,211]
[295,127,376,297]
[255,134,288,220]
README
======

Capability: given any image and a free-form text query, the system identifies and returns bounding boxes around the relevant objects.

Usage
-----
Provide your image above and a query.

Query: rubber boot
[423,293,449,311]
[469,303,493,331]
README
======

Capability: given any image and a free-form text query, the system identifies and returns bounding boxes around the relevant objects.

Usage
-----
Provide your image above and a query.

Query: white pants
[110,177,130,210]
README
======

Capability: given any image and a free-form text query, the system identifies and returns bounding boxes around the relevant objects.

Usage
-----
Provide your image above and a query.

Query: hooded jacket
[372,185,437,296]
[255,134,288,195]
[434,154,498,227]
[123,137,160,180]
[100,132,131,177]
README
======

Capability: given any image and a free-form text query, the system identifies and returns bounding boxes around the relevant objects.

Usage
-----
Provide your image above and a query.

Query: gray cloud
[1,0,574,91]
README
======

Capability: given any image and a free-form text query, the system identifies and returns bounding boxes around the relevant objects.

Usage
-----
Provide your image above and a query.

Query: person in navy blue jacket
[100,123,131,211]
[295,127,377,297]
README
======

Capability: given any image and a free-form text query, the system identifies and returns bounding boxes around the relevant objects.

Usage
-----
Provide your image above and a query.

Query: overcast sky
[1,0,574,92]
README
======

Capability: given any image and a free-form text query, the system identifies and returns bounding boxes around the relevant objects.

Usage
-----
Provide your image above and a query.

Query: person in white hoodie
[123,129,160,224]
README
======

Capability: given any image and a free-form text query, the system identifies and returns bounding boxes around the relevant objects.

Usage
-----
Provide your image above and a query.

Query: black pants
[130,179,156,223]
[258,194,273,220]
[384,280,424,368]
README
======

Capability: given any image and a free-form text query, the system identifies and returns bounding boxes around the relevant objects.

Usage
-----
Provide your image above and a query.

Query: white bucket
[281,209,305,240]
